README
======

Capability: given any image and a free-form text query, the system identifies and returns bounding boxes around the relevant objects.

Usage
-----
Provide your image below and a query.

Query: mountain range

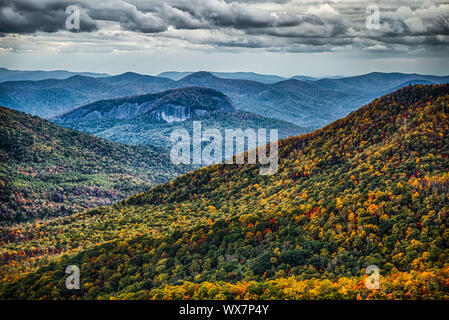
[158,71,289,83]
[1,70,448,128]
[1,84,448,298]
[0,73,173,118]
[158,71,346,83]
[0,68,338,84]
[0,67,109,83]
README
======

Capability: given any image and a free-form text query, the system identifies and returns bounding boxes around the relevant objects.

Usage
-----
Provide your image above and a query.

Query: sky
[0,0,448,77]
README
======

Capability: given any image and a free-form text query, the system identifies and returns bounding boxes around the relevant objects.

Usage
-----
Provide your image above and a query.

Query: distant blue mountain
[159,71,343,83]
[175,71,449,126]
[0,67,109,83]
[291,75,344,81]
[313,72,449,93]
[158,71,288,83]
[0,73,176,118]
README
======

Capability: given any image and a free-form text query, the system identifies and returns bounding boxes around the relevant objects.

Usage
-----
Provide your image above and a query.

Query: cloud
[0,0,448,55]
[0,0,98,34]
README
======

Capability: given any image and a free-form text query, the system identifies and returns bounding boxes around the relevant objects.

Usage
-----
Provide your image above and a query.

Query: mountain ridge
[158,71,288,83]
[0,67,109,83]
[1,70,448,127]
[55,87,236,123]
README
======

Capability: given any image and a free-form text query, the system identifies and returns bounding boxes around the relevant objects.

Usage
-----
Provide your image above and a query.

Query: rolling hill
[0,106,190,223]
[1,84,448,299]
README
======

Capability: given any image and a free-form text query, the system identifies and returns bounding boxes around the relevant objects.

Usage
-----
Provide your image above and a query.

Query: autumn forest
[0,84,448,300]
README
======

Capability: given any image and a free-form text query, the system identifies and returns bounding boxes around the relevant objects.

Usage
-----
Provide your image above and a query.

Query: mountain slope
[0,106,189,223]
[54,87,307,156]
[1,84,448,299]
[55,87,236,123]
[59,111,307,153]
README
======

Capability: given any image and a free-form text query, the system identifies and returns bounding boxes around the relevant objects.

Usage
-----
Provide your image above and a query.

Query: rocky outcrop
[57,87,236,123]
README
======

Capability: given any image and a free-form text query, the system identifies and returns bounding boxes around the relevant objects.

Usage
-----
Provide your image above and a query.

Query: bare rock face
[57,87,236,123]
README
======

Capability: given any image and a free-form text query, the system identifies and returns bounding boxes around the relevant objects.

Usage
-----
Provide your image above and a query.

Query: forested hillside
[55,87,237,123]
[0,107,189,223]
[58,111,307,152]
[54,87,307,153]
[1,85,448,299]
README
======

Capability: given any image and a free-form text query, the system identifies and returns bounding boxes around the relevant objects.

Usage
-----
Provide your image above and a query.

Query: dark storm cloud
[381,5,449,37]
[0,0,448,52]
[0,0,97,34]
[0,0,307,34]
[158,0,304,29]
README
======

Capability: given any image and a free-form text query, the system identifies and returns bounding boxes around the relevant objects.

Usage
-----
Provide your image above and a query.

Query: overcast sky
[0,0,448,77]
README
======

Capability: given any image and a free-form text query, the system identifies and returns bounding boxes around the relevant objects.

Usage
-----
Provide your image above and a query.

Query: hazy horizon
[1,1,448,77]
[2,66,449,79]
